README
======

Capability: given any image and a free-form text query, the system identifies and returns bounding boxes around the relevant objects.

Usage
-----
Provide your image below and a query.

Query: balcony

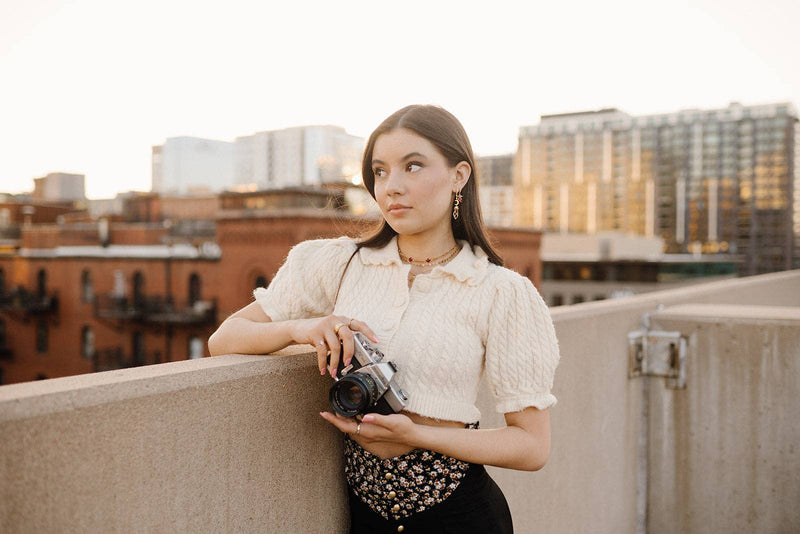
[0,286,59,316]
[0,227,21,240]
[143,297,217,325]
[1,270,798,533]
[94,295,217,326]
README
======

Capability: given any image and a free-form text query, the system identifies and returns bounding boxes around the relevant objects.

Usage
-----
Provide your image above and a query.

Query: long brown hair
[357,105,503,266]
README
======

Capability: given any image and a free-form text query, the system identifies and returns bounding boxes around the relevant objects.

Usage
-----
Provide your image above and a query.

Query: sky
[0,0,798,199]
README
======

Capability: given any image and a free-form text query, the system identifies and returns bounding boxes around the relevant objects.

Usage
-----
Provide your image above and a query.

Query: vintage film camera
[328,332,409,417]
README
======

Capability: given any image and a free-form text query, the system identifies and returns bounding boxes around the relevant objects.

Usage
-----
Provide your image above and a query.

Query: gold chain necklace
[399,243,460,266]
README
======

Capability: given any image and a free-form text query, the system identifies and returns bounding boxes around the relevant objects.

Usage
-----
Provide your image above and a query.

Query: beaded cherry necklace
[398,243,461,266]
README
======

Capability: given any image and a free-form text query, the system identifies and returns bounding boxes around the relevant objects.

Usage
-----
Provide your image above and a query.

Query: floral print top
[343,423,479,521]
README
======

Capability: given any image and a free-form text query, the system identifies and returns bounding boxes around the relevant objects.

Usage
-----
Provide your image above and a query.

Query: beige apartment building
[477,154,514,227]
[514,102,799,275]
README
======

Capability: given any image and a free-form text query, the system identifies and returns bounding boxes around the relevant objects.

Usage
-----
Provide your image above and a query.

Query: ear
[452,161,471,192]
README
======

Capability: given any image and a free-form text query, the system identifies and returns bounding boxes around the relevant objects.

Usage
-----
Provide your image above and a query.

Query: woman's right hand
[288,315,380,378]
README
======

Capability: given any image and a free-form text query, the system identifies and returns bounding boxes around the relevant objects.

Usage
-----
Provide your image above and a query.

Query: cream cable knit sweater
[254,236,560,423]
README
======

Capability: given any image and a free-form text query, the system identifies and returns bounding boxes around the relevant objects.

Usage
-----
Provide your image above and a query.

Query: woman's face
[371,128,469,241]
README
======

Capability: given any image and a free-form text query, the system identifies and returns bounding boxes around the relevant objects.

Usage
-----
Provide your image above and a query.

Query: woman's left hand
[319,411,417,446]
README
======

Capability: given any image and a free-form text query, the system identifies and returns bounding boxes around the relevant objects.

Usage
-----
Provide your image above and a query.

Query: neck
[396,233,458,262]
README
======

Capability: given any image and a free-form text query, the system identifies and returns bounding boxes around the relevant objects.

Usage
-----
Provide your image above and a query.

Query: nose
[383,166,405,196]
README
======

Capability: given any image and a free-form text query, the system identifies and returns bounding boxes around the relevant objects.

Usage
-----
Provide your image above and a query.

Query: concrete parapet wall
[647,304,800,533]
[0,348,348,534]
[1,270,798,533]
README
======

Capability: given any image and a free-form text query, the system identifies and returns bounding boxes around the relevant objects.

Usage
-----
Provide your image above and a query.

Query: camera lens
[330,373,378,417]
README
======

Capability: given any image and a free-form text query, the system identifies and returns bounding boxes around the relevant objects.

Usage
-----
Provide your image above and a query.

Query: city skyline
[1,0,799,199]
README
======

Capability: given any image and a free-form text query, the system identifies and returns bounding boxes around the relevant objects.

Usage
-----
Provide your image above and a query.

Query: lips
[387,204,411,214]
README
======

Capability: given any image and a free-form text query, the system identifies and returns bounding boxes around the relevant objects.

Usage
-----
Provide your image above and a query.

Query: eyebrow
[371,152,428,166]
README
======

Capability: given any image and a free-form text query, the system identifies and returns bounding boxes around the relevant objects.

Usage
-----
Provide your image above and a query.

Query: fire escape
[93,271,217,371]
[0,269,60,363]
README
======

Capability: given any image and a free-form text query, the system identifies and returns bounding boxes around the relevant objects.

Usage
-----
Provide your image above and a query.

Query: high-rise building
[32,172,86,202]
[151,137,235,195]
[477,154,514,227]
[514,102,799,275]
[234,125,363,190]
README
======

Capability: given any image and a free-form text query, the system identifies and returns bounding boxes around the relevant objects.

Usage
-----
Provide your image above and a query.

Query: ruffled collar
[358,236,490,286]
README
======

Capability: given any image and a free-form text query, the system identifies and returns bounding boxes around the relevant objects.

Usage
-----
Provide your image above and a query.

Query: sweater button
[397,526,404,532]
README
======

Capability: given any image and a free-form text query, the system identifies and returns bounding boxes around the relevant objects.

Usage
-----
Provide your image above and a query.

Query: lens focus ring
[330,373,378,417]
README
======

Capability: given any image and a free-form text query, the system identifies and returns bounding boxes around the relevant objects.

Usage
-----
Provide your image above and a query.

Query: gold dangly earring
[452,190,463,220]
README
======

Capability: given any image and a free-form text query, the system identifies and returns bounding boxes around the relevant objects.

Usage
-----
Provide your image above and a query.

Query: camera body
[329,332,409,417]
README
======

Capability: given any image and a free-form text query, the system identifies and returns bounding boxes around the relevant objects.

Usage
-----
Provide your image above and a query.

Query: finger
[349,319,380,343]
[320,411,358,434]
[339,326,355,366]
[324,330,341,378]
[361,413,396,430]
[315,339,328,375]
[361,413,383,425]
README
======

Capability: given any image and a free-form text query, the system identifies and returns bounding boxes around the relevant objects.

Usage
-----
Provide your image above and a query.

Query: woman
[208,105,560,533]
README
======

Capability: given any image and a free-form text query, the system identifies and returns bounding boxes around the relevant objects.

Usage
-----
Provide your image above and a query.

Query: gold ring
[356,423,361,436]
[347,317,356,329]
[333,322,346,336]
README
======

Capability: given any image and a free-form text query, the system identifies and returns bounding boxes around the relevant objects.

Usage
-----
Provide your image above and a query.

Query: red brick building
[0,203,541,385]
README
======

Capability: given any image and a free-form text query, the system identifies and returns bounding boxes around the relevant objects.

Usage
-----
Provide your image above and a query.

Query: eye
[406,162,422,172]
[373,167,386,178]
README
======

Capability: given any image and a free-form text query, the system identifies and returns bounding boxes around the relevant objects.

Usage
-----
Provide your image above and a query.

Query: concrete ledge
[549,268,800,321]
[652,303,800,323]
[0,345,314,421]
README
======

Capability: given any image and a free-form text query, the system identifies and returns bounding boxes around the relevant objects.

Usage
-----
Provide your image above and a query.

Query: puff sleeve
[484,273,560,414]
[253,237,356,322]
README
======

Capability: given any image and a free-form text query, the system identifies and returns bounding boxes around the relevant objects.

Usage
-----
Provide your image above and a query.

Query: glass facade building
[514,102,799,275]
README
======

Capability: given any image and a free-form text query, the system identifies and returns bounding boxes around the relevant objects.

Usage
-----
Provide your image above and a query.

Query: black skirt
[348,462,513,534]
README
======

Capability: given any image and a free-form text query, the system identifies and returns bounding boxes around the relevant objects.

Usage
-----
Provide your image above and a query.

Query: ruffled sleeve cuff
[253,286,286,322]
[494,392,558,414]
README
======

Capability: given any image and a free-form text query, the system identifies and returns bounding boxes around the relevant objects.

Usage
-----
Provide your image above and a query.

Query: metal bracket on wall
[628,320,687,389]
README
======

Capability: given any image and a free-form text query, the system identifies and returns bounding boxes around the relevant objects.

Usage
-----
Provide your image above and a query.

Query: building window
[188,336,204,359]
[572,295,585,304]
[254,275,268,289]
[81,270,94,303]
[188,273,201,305]
[0,318,6,347]
[37,269,47,298]
[132,332,145,366]
[36,321,48,353]
[81,326,95,359]
[132,271,145,308]
[112,269,126,298]
[551,294,564,307]
[35,373,47,380]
